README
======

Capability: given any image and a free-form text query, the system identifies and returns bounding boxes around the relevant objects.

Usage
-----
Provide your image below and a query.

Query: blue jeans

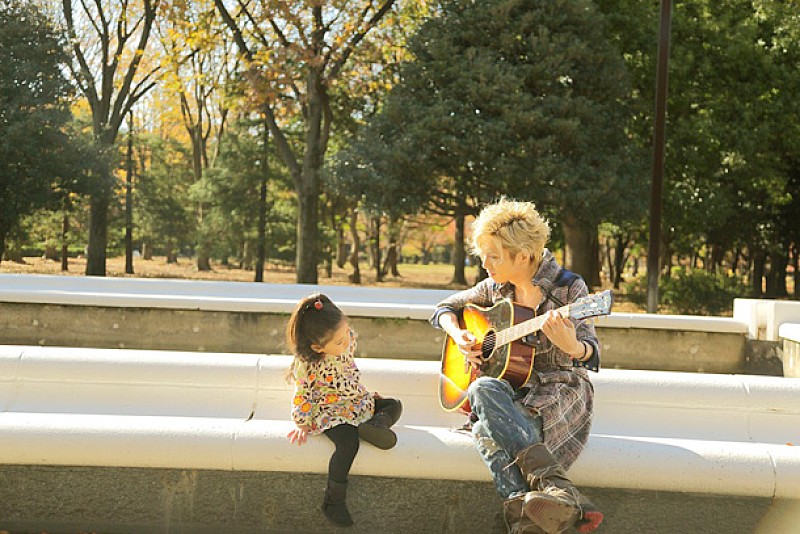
[468,376,544,499]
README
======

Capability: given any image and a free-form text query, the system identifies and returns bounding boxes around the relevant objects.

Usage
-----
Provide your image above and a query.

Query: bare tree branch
[109,0,159,134]
[327,0,395,82]
[214,0,301,178]
[63,0,100,107]
[214,0,254,61]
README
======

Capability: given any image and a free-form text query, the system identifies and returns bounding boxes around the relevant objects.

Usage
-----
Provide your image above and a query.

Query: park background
[1,0,798,316]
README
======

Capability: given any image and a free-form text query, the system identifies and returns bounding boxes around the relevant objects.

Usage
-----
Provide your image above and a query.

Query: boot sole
[523,493,580,533]
[358,424,397,449]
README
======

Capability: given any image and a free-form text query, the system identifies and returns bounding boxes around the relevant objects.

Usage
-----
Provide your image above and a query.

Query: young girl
[285,293,402,527]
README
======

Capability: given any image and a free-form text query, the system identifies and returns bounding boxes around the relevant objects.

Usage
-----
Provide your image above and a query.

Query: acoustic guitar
[438,290,613,413]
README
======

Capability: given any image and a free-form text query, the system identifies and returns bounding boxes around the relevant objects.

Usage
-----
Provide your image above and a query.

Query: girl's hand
[373,391,383,399]
[541,310,584,358]
[287,425,312,446]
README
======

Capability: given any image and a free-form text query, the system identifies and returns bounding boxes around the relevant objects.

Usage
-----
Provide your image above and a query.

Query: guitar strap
[546,267,580,308]
[522,268,580,346]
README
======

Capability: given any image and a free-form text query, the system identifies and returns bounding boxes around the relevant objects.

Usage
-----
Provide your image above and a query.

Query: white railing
[2,345,799,499]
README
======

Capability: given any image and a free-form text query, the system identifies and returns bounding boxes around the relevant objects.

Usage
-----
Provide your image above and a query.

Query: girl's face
[312,319,352,356]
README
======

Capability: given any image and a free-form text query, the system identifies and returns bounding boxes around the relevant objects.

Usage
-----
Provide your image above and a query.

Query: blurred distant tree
[213,0,429,283]
[61,0,161,275]
[0,1,87,263]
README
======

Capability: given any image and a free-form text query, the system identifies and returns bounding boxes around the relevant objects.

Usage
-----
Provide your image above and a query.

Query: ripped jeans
[468,376,543,499]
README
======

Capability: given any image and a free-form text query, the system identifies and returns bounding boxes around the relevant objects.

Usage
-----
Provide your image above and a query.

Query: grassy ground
[0,254,646,312]
[0,255,472,288]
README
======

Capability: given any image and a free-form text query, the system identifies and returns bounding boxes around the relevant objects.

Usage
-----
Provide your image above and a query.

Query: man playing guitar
[430,197,604,534]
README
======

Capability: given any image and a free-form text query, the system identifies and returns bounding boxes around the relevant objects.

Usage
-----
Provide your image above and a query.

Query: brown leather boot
[515,443,603,533]
[503,495,546,534]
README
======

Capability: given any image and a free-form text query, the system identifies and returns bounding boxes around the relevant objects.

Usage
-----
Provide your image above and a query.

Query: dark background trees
[0,0,94,263]
[341,0,647,285]
[2,0,799,307]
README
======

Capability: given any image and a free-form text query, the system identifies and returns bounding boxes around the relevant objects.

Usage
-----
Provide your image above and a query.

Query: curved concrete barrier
[781,323,800,378]
[0,273,748,330]
[1,345,799,500]
[2,275,768,374]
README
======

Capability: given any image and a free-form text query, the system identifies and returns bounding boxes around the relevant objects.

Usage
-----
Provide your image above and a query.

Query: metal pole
[125,110,135,275]
[647,0,672,313]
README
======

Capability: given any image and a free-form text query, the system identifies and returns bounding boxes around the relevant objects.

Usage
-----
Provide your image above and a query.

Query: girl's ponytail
[285,293,345,365]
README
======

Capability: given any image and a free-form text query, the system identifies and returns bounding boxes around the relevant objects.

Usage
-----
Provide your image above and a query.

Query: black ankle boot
[322,479,353,527]
[358,412,397,450]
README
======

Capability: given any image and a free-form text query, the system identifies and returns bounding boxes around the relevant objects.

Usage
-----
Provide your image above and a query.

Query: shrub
[623,269,748,316]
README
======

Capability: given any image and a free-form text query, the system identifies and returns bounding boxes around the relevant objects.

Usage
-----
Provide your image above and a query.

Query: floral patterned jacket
[290,329,375,434]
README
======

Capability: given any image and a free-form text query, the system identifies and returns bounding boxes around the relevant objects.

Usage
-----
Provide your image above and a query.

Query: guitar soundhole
[481,330,497,361]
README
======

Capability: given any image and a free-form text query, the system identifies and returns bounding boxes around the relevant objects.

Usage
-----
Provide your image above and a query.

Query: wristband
[577,341,588,361]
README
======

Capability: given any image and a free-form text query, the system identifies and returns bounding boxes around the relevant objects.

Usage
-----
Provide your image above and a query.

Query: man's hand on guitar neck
[541,310,589,361]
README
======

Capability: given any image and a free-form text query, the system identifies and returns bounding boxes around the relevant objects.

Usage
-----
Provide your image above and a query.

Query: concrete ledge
[2,345,799,499]
[782,323,800,343]
[0,273,748,332]
[0,273,453,320]
[780,323,800,378]
[735,298,800,341]
[0,275,758,374]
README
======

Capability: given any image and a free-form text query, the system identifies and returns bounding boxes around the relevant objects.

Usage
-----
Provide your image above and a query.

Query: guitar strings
[482,332,496,359]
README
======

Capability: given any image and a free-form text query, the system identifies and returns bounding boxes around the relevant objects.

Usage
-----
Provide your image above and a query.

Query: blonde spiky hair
[471,197,550,265]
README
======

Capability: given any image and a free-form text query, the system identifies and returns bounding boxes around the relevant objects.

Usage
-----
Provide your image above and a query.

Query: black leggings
[323,397,402,483]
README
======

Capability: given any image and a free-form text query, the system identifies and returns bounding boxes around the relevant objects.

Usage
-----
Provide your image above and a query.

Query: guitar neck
[495,302,570,347]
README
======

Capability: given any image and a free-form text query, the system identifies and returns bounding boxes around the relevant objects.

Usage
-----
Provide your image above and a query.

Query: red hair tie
[313,299,323,310]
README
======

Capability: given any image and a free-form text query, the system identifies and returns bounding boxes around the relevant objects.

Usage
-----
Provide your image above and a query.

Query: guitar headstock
[568,290,613,320]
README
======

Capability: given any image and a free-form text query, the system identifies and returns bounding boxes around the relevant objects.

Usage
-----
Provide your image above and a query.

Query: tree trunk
[588,232,600,287]
[348,208,361,284]
[0,227,5,264]
[765,248,789,298]
[381,217,401,278]
[61,212,69,271]
[44,245,59,261]
[255,123,269,283]
[255,177,268,282]
[604,239,615,287]
[86,188,110,276]
[336,224,348,269]
[196,254,211,271]
[370,215,382,282]
[611,232,630,290]
[451,208,467,286]
[125,115,135,275]
[751,247,766,297]
[165,241,178,264]
[792,244,799,299]
[562,215,595,284]
[294,67,326,285]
